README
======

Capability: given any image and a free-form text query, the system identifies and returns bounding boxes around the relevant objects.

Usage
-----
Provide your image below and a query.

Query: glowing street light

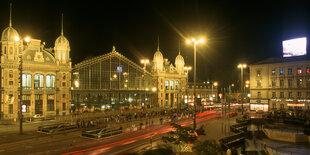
[237,63,247,115]
[186,37,205,130]
[140,59,150,108]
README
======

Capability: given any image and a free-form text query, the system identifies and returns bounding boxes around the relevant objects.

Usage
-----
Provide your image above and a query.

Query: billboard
[283,37,307,57]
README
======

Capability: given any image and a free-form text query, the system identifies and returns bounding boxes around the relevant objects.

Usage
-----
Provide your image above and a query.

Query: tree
[193,140,223,155]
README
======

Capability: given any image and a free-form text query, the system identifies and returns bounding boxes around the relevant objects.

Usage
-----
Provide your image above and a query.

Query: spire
[61,13,64,36]
[9,3,12,27]
[157,36,159,51]
[178,40,181,55]
[112,46,116,52]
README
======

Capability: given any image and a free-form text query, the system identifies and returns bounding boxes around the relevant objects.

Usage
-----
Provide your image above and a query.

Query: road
[0,110,226,155]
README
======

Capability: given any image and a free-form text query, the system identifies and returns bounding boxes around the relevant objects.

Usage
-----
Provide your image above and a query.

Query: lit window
[170,80,174,90]
[46,74,55,89]
[175,81,179,90]
[34,74,44,89]
[62,53,66,60]
[279,68,284,75]
[22,73,32,89]
[271,70,276,76]
[257,80,261,87]
[307,67,310,74]
[297,78,303,87]
[297,68,302,74]
[165,81,169,90]
[288,68,292,75]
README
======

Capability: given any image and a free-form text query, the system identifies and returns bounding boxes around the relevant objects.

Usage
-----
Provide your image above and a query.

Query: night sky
[0,0,309,87]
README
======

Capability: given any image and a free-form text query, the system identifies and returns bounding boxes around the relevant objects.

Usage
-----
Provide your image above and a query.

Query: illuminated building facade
[151,46,187,109]
[71,47,153,111]
[0,11,71,119]
[71,44,192,110]
[249,58,310,111]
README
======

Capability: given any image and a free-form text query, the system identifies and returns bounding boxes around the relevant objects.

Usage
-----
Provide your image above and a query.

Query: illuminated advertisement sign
[283,37,307,57]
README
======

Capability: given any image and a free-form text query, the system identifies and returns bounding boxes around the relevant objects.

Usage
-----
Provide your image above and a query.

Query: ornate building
[0,9,71,119]
[151,44,187,108]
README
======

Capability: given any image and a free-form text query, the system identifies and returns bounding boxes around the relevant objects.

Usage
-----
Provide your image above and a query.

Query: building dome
[1,27,19,41]
[153,50,164,72]
[175,53,184,66]
[54,35,70,51]
[175,52,185,74]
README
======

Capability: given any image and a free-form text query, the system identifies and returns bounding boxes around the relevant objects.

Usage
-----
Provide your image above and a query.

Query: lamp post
[141,59,149,109]
[184,66,192,107]
[212,82,218,103]
[238,64,247,115]
[15,36,30,134]
[186,38,204,130]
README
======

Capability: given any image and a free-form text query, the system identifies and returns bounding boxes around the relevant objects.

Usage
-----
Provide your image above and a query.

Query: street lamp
[212,82,218,103]
[184,66,192,108]
[141,59,149,108]
[15,35,31,134]
[237,63,247,115]
[186,37,205,130]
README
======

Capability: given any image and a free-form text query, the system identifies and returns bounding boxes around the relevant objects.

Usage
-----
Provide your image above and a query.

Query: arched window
[46,74,55,89]
[22,73,32,89]
[34,74,44,89]
[62,53,66,61]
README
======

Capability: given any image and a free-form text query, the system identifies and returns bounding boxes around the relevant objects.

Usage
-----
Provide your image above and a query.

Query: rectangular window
[297,78,303,88]
[165,81,169,90]
[272,92,276,98]
[289,92,293,98]
[47,95,55,111]
[288,68,292,75]
[257,92,261,98]
[271,70,276,76]
[280,79,284,87]
[272,80,276,87]
[257,80,261,87]
[307,92,310,98]
[170,80,174,90]
[279,68,284,75]
[297,68,302,74]
[9,104,13,114]
[9,70,13,78]
[63,103,66,110]
[280,104,284,109]
[280,92,284,98]
[62,82,66,87]
[297,92,302,98]
[307,78,310,88]
[288,79,293,88]
[9,81,13,88]
[272,104,276,109]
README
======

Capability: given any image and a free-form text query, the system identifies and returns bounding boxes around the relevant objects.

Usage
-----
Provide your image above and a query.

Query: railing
[38,123,77,133]
[82,127,123,139]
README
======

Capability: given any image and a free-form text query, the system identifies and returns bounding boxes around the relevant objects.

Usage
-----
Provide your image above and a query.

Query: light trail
[62,110,221,155]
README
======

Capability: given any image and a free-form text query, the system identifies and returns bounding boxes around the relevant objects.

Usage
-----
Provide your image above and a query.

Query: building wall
[250,60,310,111]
